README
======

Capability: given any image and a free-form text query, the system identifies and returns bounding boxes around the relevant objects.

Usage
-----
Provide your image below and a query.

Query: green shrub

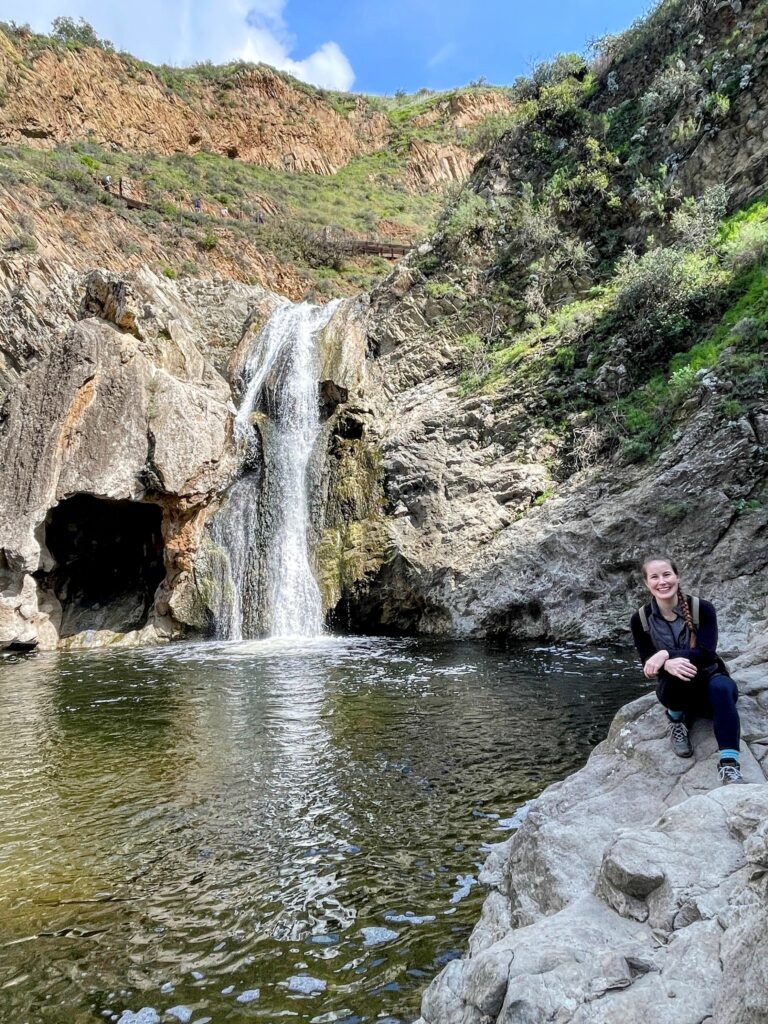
[611,245,713,350]
[532,53,588,90]
[620,437,653,463]
[533,487,555,506]
[50,162,99,198]
[630,173,666,221]
[702,92,730,121]
[161,265,177,279]
[51,16,114,51]
[669,116,699,145]
[442,190,493,242]
[720,399,747,421]
[424,280,457,298]
[3,232,38,253]
[198,229,218,250]
[671,185,729,251]
[722,220,768,272]
[463,112,520,151]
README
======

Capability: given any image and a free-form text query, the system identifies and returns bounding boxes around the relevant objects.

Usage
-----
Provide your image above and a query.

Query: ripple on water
[0,637,643,1022]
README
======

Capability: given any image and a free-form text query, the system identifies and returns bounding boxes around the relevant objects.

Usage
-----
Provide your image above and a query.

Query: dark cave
[43,494,165,636]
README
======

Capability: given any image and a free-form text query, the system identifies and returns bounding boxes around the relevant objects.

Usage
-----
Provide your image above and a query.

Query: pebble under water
[0,636,646,1023]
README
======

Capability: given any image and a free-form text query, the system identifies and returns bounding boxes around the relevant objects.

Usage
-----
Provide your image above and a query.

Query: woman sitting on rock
[630,556,743,785]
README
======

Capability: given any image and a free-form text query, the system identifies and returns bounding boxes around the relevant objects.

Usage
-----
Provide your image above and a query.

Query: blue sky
[2,1,655,92]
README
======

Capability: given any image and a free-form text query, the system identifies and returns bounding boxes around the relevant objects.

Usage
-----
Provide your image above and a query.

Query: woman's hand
[643,650,669,679]
[665,657,697,680]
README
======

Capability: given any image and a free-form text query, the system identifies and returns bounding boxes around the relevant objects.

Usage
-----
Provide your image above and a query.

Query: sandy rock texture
[417,657,768,1024]
[0,181,307,296]
[0,40,388,175]
[0,34,513,182]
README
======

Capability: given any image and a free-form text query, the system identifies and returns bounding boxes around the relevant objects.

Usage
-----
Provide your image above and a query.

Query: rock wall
[0,252,376,649]
[416,654,768,1023]
[0,258,274,648]
[342,0,768,650]
[0,38,388,175]
[359,277,768,648]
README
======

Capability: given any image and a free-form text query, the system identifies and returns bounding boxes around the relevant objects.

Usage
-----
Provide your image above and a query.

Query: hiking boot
[718,759,745,785]
[668,717,693,758]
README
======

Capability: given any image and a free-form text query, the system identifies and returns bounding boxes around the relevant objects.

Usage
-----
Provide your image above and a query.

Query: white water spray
[215,300,339,639]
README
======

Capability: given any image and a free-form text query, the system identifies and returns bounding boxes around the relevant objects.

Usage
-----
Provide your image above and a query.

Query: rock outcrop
[0,254,374,649]
[344,0,768,649]
[406,139,476,190]
[0,180,309,296]
[0,32,513,184]
[417,656,768,1024]
[0,258,274,648]
[360,293,768,648]
[0,41,388,175]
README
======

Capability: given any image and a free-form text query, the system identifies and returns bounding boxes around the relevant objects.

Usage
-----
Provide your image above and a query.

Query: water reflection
[0,638,644,1023]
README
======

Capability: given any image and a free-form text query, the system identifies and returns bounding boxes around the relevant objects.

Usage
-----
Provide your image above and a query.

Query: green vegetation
[0,140,440,293]
[409,0,767,471]
[0,20,518,293]
[430,181,767,470]
[2,232,37,254]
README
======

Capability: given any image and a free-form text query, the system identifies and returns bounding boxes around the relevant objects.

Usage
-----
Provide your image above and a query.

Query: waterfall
[212,300,339,640]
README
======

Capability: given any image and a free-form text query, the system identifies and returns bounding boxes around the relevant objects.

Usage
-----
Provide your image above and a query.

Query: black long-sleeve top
[630,598,722,673]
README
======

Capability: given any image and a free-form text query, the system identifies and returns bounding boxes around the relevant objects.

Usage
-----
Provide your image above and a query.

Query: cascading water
[212,300,339,640]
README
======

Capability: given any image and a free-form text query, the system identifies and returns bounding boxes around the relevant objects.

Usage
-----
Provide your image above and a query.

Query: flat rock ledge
[417,660,768,1024]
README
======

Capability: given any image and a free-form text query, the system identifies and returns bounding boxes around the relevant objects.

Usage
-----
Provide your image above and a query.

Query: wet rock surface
[416,658,768,1024]
[0,258,369,648]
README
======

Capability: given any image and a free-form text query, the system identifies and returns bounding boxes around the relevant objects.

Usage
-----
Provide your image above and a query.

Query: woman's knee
[709,673,738,703]
[657,677,686,710]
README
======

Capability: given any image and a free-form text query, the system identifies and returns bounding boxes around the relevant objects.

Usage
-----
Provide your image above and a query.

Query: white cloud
[240,35,354,90]
[0,0,355,90]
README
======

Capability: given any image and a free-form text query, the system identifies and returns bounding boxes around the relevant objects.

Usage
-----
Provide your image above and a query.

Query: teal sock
[666,710,684,721]
[719,748,740,763]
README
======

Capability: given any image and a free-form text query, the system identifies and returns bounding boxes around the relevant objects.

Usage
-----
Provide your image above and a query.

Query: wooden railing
[97,178,414,259]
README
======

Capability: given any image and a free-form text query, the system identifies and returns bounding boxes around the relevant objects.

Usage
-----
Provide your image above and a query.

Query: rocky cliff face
[341,0,768,651]
[0,255,373,649]
[357,273,767,648]
[0,29,511,180]
[416,653,768,1024]
[0,259,240,647]
[0,180,307,296]
[0,36,388,175]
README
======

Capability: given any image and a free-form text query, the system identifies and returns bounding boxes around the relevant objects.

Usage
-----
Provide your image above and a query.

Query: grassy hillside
[0,19,516,295]
[392,0,767,473]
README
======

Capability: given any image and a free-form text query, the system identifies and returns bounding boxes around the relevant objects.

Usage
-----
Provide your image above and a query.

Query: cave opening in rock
[43,495,165,636]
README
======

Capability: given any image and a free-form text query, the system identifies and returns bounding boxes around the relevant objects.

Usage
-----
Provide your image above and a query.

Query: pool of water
[0,636,645,1023]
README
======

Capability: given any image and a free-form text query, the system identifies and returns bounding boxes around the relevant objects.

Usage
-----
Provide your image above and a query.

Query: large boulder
[417,657,768,1024]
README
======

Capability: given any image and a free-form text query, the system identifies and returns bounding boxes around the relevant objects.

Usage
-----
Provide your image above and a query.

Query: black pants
[656,671,740,751]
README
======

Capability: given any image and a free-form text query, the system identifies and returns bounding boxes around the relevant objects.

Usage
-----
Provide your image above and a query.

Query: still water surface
[0,637,645,1024]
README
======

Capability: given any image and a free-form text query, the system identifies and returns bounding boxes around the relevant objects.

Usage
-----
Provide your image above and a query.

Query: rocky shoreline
[415,652,768,1024]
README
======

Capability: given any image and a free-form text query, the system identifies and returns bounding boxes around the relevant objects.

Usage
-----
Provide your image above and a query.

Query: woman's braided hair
[641,555,697,648]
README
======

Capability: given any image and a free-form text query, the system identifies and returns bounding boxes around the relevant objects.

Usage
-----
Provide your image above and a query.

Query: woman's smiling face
[643,559,679,602]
